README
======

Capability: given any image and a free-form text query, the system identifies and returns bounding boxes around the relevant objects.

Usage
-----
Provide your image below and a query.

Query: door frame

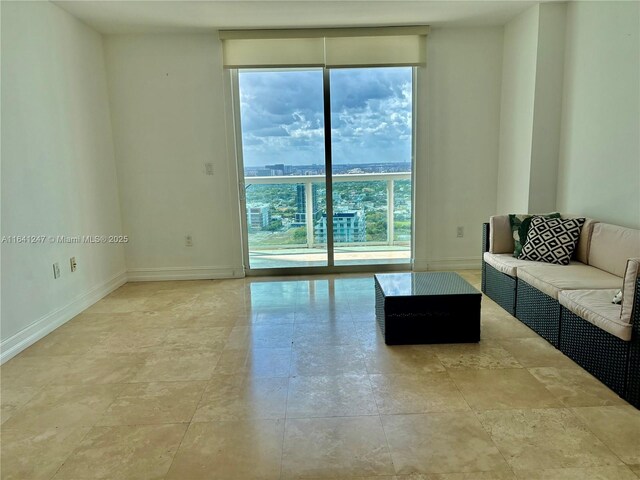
[230,67,416,277]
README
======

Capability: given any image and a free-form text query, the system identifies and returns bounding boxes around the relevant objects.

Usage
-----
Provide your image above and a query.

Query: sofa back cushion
[489,215,514,254]
[588,223,640,277]
[562,215,596,264]
[621,258,640,323]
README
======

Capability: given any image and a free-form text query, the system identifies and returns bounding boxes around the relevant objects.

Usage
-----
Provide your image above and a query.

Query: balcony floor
[249,245,411,269]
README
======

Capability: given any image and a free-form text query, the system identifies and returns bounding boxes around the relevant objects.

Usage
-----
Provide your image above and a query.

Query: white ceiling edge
[51,0,546,35]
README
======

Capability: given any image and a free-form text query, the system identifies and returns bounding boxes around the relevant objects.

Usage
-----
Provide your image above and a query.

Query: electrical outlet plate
[205,163,214,175]
[185,235,193,247]
[457,226,464,238]
[53,263,61,279]
[70,257,77,272]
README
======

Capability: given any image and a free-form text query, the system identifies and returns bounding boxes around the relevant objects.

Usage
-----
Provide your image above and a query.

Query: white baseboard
[126,265,245,282]
[413,257,481,271]
[0,271,128,364]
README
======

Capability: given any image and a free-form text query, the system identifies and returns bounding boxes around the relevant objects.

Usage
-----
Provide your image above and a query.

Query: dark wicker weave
[559,306,629,397]
[483,263,517,316]
[516,280,561,347]
[626,277,640,407]
[482,223,489,293]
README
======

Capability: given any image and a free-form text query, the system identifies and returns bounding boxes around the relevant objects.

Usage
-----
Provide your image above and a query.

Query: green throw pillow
[509,212,561,258]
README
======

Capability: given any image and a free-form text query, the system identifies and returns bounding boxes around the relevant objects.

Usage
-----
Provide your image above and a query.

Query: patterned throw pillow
[509,212,561,258]
[519,217,586,265]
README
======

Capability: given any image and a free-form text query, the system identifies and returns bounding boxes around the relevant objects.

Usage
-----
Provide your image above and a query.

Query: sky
[238,67,412,167]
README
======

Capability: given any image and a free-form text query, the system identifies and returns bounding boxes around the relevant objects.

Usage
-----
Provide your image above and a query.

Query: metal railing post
[305,180,315,248]
[387,179,395,245]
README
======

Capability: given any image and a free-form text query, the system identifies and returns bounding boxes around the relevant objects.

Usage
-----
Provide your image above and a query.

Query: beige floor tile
[292,322,360,348]
[282,416,394,478]
[192,374,288,421]
[572,405,640,464]
[529,367,626,407]
[480,315,539,340]
[399,470,515,479]
[291,344,367,375]
[1,384,123,433]
[20,329,113,357]
[0,385,41,425]
[52,424,186,480]
[64,311,185,332]
[96,381,206,426]
[433,342,522,370]
[154,326,230,352]
[226,324,294,349]
[92,328,168,354]
[0,426,90,480]
[178,310,242,328]
[165,419,284,480]
[363,344,446,374]
[132,351,220,382]
[214,347,291,377]
[369,372,470,414]
[449,368,562,410]
[382,412,507,475]
[83,296,148,314]
[47,353,147,385]
[513,466,639,480]
[497,337,578,368]
[477,408,622,471]
[0,355,76,389]
[629,464,640,478]
[287,374,378,418]
[142,291,199,312]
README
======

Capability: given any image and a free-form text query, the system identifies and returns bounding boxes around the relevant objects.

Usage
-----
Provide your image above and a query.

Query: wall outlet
[205,163,215,176]
[53,262,61,279]
[70,257,77,272]
[456,226,464,238]
[185,235,193,247]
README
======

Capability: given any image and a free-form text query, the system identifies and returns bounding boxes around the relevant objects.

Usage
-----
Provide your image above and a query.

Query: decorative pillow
[519,217,586,265]
[509,212,561,258]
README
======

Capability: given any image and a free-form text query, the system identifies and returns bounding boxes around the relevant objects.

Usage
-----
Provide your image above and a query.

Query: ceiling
[53,0,542,34]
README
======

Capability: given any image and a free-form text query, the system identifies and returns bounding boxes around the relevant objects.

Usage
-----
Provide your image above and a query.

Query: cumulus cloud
[238,67,412,166]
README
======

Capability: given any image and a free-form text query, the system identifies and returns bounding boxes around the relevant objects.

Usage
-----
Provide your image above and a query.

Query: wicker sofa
[481,215,640,407]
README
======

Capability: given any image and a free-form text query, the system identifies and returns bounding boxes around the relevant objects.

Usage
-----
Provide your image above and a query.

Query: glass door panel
[238,69,328,269]
[329,67,413,266]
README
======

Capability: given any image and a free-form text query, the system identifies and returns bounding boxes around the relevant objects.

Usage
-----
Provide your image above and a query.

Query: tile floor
[1,270,639,480]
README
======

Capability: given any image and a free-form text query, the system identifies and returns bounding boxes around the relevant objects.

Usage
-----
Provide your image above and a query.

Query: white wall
[496,5,539,214]
[414,27,504,270]
[1,1,126,360]
[556,1,640,228]
[529,2,566,213]
[104,34,244,280]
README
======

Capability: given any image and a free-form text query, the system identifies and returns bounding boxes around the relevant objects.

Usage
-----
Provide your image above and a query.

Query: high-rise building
[315,211,366,243]
[293,184,320,225]
[247,205,270,229]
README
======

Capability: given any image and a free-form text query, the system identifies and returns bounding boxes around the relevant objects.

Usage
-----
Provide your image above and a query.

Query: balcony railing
[244,172,411,250]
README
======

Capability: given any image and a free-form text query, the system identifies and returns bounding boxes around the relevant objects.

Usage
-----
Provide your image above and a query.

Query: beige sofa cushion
[489,215,514,254]
[559,289,630,341]
[517,264,623,300]
[621,258,640,323]
[562,215,597,264]
[588,223,640,277]
[483,252,556,277]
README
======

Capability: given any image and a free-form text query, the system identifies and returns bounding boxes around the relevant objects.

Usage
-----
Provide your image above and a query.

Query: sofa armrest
[622,258,640,324]
[482,223,490,254]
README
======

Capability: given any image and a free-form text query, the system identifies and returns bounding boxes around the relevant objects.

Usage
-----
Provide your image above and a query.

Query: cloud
[238,67,412,166]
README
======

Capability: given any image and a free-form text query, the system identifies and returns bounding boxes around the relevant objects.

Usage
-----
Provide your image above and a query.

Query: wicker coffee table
[375,272,481,345]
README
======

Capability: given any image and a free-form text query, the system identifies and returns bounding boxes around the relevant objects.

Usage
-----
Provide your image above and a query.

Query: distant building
[292,184,320,226]
[315,211,366,243]
[247,205,270,229]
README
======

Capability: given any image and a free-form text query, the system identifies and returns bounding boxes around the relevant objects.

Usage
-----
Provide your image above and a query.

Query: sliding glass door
[234,67,413,272]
